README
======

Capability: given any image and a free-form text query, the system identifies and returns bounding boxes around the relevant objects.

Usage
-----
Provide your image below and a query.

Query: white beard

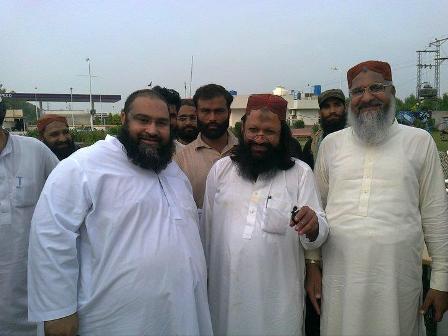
[348,97,396,145]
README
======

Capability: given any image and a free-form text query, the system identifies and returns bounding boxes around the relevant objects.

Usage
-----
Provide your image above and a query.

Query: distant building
[229,86,319,127]
[4,109,25,131]
[39,110,113,127]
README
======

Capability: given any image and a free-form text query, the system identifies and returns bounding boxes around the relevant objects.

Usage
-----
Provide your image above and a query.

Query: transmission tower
[429,37,448,97]
[416,36,448,99]
[416,49,436,98]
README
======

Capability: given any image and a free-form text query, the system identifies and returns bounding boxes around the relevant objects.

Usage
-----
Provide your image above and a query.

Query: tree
[0,85,40,123]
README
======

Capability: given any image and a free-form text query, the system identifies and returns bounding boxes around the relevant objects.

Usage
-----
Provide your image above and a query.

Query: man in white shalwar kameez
[28,89,213,336]
[203,94,329,336]
[0,99,58,335]
[309,60,448,336]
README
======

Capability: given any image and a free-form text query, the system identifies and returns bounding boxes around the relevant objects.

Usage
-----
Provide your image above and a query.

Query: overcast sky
[1,0,447,112]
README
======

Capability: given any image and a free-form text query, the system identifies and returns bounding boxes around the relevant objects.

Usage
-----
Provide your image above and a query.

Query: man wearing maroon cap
[308,60,448,335]
[37,114,78,160]
[202,93,329,335]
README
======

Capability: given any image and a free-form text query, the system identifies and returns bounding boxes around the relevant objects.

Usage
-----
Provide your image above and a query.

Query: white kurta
[314,122,448,336]
[203,157,329,336]
[0,134,58,335]
[28,135,213,335]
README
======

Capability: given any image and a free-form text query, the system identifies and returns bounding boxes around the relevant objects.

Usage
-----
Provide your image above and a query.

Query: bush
[292,119,305,128]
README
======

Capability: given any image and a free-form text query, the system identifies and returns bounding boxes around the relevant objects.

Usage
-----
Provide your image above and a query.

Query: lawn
[431,130,448,152]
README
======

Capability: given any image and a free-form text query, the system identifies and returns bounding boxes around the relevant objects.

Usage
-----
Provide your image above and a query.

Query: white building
[229,86,319,127]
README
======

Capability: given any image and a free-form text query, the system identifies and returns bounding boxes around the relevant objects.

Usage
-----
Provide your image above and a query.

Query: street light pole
[34,87,38,121]
[70,87,74,128]
[331,67,342,90]
[86,58,94,130]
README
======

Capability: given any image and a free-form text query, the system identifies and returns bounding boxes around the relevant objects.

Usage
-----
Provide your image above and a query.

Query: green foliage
[0,85,40,123]
[312,123,320,134]
[26,128,119,146]
[292,119,305,129]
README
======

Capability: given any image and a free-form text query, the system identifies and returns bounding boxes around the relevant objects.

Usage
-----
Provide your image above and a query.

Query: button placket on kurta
[358,147,375,219]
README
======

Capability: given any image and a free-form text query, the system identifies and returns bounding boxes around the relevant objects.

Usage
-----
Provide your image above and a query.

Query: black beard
[177,126,199,144]
[44,139,77,160]
[117,123,175,173]
[231,141,285,182]
[197,118,229,139]
[320,113,347,138]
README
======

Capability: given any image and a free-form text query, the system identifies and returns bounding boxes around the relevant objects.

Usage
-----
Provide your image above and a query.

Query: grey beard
[348,97,396,145]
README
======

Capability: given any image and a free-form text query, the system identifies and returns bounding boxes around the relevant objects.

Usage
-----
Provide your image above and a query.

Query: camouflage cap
[318,89,345,108]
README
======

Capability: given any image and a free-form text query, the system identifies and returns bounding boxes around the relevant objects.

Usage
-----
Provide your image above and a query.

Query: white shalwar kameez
[28,135,213,336]
[203,157,329,336]
[0,134,58,335]
[314,122,448,336]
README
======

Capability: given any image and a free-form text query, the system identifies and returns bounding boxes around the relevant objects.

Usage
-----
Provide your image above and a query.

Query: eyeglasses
[177,115,197,122]
[349,83,392,97]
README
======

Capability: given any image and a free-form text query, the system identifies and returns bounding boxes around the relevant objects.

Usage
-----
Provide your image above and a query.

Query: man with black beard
[202,94,329,336]
[174,99,199,150]
[302,89,346,169]
[175,84,238,210]
[37,114,78,160]
[308,60,448,335]
[27,89,213,336]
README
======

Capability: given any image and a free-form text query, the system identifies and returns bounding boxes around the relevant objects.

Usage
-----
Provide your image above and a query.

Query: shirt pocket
[262,198,291,235]
[12,177,38,208]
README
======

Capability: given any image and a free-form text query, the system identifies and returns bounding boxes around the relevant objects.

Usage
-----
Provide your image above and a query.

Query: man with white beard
[310,60,448,335]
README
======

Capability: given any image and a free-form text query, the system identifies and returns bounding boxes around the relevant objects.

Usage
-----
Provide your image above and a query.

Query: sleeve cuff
[29,304,77,323]
[430,272,448,292]
[300,211,329,250]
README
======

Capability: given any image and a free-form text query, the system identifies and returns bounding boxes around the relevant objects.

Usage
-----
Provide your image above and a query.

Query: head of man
[176,99,198,144]
[318,89,347,137]
[347,60,396,145]
[231,94,295,182]
[152,86,181,134]
[37,114,77,160]
[117,89,174,173]
[193,84,233,140]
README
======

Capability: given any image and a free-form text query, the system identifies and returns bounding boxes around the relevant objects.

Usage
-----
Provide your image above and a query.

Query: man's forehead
[178,105,196,115]
[198,96,227,106]
[130,96,169,114]
[45,121,69,132]
[351,69,386,87]
[247,109,281,125]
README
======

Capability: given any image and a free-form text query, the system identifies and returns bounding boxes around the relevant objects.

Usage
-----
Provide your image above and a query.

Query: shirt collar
[193,131,238,151]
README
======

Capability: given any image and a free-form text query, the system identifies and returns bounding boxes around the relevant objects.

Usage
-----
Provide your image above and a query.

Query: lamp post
[331,67,342,90]
[34,87,38,121]
[86,58,94,130]
[70,87,74,127]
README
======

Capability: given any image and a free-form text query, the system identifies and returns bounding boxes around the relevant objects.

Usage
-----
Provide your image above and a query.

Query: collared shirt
[175,131,238,208]
[203,156,328,335]
[28,135,212,335]
[0,133,58,336]
[314,122,448,335]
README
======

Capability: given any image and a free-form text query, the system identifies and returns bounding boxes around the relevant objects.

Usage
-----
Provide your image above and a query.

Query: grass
[431,130,448,152]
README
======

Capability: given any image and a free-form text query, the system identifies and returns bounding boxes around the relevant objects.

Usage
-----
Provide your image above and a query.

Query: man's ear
[120,111,126,126]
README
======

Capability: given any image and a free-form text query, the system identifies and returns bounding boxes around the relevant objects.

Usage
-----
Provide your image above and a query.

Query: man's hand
[290,206,319,241]
[44,312,79,336]
[305,263,322,315]
[420,289,448,322]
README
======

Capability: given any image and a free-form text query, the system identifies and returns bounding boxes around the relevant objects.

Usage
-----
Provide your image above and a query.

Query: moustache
[139,135,161,142]
[357,100,383,111]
